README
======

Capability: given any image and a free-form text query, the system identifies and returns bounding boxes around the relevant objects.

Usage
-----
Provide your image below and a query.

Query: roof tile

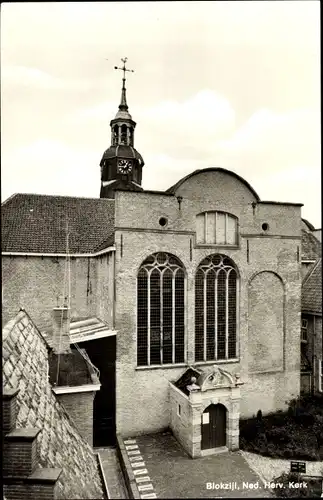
[302,259,322,314]
[2,194,115,254]
[301,229,321,261]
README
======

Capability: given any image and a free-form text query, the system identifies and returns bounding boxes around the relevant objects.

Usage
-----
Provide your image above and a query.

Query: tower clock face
[118,159,133,174]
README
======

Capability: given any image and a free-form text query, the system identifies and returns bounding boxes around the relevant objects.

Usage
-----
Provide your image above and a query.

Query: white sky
[1,1,321,227]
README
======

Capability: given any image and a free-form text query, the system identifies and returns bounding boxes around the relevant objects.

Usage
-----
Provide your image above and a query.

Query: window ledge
[136,363,187,371]
[194,359,239,367]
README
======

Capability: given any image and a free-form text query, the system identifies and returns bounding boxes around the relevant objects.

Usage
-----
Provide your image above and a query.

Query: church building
[2,59,304,456]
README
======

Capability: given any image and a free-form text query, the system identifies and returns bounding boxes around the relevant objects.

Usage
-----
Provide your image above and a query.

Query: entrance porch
[169,366,243,458]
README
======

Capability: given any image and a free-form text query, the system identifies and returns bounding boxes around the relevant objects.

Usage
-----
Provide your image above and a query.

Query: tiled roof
[1,193,115,254]
[301,229,321,261]
[302,218,315,231]
[302,259,322,314]
[2,310,105,499]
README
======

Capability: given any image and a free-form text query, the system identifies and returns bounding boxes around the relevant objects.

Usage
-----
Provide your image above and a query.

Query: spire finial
[114,57,134,111]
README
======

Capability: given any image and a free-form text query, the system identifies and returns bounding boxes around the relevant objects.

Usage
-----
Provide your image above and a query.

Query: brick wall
[2,256,97,327]
[2,310,104,499]
[248,271,284,373]
[114,170,302,436]
[57,391,95,446]
[95,252,115,327]
[4,482,59,500]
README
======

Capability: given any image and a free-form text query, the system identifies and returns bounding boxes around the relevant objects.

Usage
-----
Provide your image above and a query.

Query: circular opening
[262,223,269,231]
[159,217,168,227]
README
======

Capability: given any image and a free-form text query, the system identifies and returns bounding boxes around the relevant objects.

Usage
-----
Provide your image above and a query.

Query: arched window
[195,254,238,362]
[121,124,127,144]
[137,252,185,366]
[129,127,134,146]
[196,211,238,245]
[113,125,119,145]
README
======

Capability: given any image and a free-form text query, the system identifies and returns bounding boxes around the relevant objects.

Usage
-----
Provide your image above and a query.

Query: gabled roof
[301,229,321,261]
[2,193,115,254]
[302,258,322,315]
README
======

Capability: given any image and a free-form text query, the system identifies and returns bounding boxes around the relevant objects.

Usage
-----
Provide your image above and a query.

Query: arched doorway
[201,404,226,450]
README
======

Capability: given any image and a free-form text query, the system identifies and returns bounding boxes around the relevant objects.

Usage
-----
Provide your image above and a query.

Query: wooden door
[201,404,226,450]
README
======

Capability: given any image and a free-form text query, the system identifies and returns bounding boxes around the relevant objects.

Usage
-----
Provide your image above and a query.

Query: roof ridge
[2,192,116,203]
[1,193,19,206]
[302,257,322,286]
[302,218,316,231]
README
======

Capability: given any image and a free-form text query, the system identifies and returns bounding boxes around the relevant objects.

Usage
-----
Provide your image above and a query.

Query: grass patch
[240,394,323,461]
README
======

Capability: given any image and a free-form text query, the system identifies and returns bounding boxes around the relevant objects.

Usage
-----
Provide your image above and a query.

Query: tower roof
[100,144,144,165]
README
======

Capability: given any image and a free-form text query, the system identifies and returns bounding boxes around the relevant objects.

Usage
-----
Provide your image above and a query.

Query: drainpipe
[113,250,116,329]
[312,315,316,393]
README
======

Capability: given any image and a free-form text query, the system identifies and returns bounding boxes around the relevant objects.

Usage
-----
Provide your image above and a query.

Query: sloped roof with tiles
[301,229,321,261]
[2,309,105,499]
[302,259,322,315]
[1,193,115,254]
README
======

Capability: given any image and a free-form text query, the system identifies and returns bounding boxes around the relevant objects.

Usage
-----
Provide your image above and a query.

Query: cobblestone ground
[134,432,273,498]
[96,447,129,499]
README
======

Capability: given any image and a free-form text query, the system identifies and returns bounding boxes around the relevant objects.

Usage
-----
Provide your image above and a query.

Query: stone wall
[2,310,104,499]
[114,170,302,437]
[169,383,192,456]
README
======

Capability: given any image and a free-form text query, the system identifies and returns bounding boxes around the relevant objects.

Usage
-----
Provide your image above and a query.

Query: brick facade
[2,257,94,327]
[114,169,302,437]
[2,167,305,455]
[57,391,95,446]
[2,254,114,329]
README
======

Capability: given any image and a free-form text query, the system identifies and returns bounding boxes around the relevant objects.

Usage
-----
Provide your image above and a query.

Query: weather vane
[114,57,134,83]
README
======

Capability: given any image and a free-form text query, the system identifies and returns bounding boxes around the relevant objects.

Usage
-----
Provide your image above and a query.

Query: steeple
[114,57,134,122]
[116,57,132,110]
[99,58,145,199]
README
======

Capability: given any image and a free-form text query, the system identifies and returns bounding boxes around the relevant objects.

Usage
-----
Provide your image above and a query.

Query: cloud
[1,65,95,92]
[1,139,99,200]
[214,107,320,173]
[138,89,235,142]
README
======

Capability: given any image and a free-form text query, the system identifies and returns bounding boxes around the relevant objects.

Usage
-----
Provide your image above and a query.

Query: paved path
[133,432,273,498]
[96,446,129,499]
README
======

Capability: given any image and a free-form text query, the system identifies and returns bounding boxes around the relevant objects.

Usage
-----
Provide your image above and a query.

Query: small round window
[159,217,168,227]
[262,223,269,231]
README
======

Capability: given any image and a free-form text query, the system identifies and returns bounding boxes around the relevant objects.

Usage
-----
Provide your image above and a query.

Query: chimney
[52,306,71,354]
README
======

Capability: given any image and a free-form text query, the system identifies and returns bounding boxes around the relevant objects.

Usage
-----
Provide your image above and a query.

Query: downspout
[112,250,116,329]
[313,315,316,393]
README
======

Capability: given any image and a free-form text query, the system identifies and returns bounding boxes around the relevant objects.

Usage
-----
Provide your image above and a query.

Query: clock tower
[100,58,145,199]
